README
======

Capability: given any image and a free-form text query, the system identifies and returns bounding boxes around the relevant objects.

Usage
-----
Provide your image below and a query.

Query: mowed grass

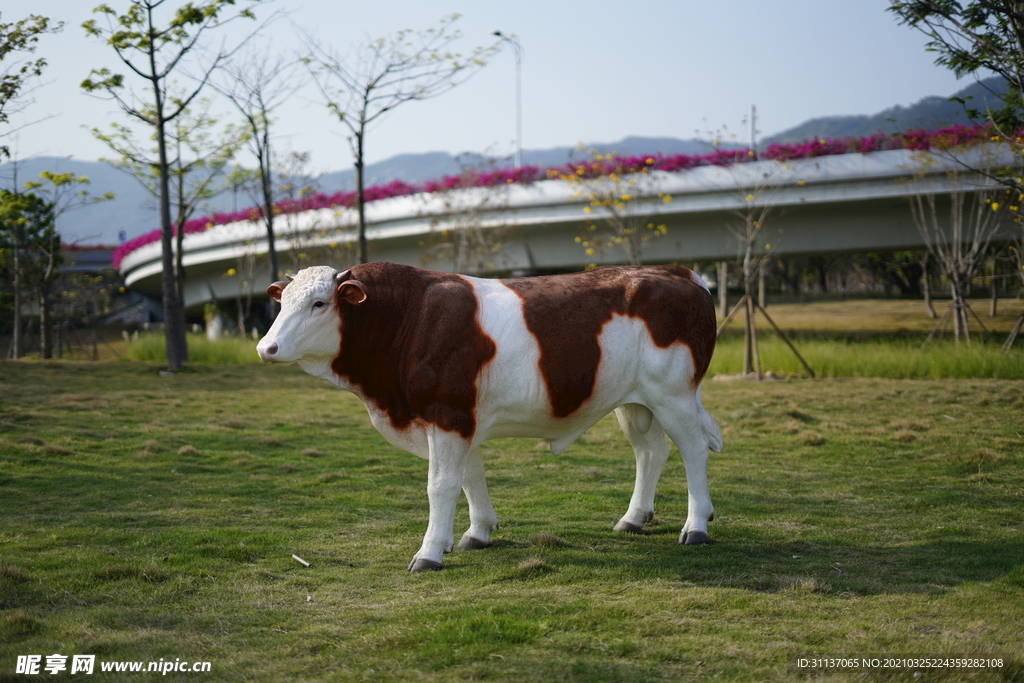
[1,362,1023,682]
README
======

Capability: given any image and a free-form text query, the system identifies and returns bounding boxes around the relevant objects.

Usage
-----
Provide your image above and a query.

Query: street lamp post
[492,30,522,169]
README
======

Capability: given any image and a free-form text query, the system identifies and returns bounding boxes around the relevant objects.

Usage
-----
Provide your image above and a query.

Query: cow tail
[695,386,723,453]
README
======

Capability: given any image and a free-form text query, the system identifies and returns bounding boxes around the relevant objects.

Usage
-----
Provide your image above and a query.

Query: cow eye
[312,301,325,309]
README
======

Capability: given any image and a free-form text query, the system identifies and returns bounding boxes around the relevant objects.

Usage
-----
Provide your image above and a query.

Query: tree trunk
[758,266,766,309]
[39,290,52,359]
[356,130,368,264]
[11,246,22,359]
[717,261,728,317]
[990,258,998,317]
[261,142,280,321]
[174,192,188,362]
[743,243,754,376]
[952,280,966,343]
[157,118,187,370]
[922,252,936,319]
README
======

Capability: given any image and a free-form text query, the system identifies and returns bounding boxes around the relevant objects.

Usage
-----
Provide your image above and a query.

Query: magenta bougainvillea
[111,124,999,270]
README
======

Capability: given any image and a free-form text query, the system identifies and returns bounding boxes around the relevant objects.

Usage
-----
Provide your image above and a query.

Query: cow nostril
[266,343,278,356]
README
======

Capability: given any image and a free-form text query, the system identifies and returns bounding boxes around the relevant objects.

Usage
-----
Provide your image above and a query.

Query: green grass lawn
[1,361,1022,681]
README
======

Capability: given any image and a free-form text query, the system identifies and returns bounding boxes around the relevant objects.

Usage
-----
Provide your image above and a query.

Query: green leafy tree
[0,188,53,358]
[90,98,246,339]
[22,171,114,357]
[890,2,1024,345]
[0,12,62,158]
[889,1,1024,130]
[304,14,499,264]
[82,0,259,370]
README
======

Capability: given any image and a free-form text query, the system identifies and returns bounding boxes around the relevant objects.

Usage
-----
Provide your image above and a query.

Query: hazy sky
[6,0,981,176]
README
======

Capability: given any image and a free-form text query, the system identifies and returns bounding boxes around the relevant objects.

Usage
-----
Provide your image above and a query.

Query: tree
[419,156,515,275]
[889,1,1024,348]
[304,14,499,264]
[908,162,1011,343]
[91,98,246,345]
[856,250,927,297]
[0,188,52,358]
[22,170,114,358]
[889,2,1024,132]
[556,149,671,266]
[82,0,258,371]
[1003,211,1024,349]
[717,153,813,378]
[700,115,815,380]
[213,44,304,316]
[0,12,62,159]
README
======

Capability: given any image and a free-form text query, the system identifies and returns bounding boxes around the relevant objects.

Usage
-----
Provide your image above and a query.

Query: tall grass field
[124,333,259,365]
[1,359,1022,682]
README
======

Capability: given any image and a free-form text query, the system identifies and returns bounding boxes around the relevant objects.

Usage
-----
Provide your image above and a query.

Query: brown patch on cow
[502,265,716,418]
[329,263,496,439]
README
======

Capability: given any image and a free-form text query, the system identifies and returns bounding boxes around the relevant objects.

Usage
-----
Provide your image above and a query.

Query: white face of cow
[256,266,366,365]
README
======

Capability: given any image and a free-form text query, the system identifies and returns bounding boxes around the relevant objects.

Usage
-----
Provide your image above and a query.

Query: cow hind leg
[613,404,670,534]
[457,448,499,550]
[652,397,716,546]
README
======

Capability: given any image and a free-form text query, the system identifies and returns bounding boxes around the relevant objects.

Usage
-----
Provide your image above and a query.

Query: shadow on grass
[485,534,1024,597]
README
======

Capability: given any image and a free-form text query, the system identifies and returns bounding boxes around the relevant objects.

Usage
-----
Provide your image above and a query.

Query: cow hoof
[408,558,443,572]
[680,530,710,546]
[614,520,645,534]
[457,536,490,550]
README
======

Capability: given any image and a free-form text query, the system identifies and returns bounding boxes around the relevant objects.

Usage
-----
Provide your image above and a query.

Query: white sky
[7,0,977,176]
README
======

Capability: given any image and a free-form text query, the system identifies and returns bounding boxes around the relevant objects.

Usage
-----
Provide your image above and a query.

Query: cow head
[256,266,368,365]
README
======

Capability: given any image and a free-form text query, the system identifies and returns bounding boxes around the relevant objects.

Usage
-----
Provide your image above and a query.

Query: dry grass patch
[894,420,930,432]
[798,431,826,446]
[965,448,1005,464]
[532,533,569,548]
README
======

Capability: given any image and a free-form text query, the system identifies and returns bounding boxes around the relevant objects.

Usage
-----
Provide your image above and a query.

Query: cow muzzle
[256,339,291,364]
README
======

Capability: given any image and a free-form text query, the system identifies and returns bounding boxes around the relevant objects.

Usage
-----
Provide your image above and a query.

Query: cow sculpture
[256,262,722,571]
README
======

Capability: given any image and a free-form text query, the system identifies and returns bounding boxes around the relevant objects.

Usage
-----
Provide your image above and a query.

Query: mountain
[764,77,1006,143]
[2,79,1008,247]
[0,157,161,246]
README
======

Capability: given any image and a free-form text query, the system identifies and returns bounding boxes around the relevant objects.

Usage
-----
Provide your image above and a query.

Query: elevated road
[119,145,1014,310]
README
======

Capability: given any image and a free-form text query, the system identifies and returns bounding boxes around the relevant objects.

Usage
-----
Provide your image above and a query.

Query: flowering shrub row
[111,124,998,270]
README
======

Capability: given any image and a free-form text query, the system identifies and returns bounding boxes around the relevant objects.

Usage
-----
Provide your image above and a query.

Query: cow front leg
[457,448,499,550]
[409,430,468,572]
[613,404,670,534]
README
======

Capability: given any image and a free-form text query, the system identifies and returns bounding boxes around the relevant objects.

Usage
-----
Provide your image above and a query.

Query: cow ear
[337,279,368,305]
[267,281,289,302]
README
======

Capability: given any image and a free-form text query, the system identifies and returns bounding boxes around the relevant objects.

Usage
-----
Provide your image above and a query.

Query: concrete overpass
[119,145,1016,312]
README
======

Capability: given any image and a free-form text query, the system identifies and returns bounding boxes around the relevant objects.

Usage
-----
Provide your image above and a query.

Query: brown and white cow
[256,262,722,571]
